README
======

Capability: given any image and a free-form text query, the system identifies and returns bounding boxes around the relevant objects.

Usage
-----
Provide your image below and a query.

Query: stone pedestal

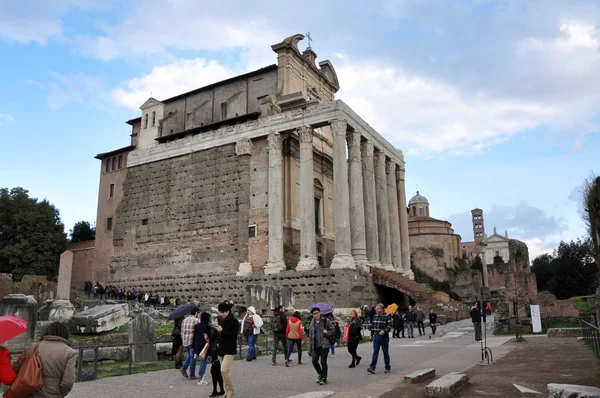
[129,312,157,363]
[0,294,38,350]
[57,250,73,300]
[38,299,75,322]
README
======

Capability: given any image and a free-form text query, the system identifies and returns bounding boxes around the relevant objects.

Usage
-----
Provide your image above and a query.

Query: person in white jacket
[241,306,263,361]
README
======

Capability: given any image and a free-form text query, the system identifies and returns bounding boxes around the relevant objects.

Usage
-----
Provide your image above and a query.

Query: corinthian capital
[268,132,283,151]
[330,118,348,136]
[385,158,396,174]
[297,126,314,143]
[374,150,387,167]
[395,167,406,181]
[361,141,374,158]
[346,130,361,149]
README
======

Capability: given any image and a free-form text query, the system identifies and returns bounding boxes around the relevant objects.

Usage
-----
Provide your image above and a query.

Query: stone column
[236,140,253,276]
[396,167,413,279]
[387,160,402,272]
[330,119,355,270]
[296,126,319,271]
[347,130,368,271]
[264,133,286,275]
[375,150,392,268]
[361,141,380,268]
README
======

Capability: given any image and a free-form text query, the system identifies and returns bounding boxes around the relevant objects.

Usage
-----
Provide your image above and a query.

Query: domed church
[407,191,462,281]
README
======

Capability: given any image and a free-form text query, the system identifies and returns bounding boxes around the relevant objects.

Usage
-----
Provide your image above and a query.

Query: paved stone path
[69,316,505,398]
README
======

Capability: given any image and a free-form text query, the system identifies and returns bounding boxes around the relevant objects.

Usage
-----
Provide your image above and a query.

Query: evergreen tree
[70,221,95,243]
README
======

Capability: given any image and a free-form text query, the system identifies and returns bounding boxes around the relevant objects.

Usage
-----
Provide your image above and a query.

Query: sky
[0,0,598,261]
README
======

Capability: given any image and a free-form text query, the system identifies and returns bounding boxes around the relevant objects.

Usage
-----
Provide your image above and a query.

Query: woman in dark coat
[209,316,225,397]
[171,317,184,369]
[347,310,363,368]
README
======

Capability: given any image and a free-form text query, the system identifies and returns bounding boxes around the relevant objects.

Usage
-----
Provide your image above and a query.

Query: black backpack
[271,315,284,333]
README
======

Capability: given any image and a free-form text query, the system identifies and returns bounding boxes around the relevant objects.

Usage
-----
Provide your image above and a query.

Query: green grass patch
[95,360,174,379]
[573,297,590,315]
[546,319,580,329]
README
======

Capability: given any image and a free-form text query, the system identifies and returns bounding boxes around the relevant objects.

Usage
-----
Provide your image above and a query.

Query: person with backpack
[12,322,77,397]
[271,305,288,366]
[308,307,335,385]
[325,314,341,357]
[285,311,304,366]
[241,306,263,361]
[346,310,363,368]
[367,303,392,374]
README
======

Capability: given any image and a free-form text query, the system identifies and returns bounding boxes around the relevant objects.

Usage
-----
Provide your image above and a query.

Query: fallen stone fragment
[404,368,436,384]
[513,383,542,396]
[425,372,469,398]
[547,383,600,398]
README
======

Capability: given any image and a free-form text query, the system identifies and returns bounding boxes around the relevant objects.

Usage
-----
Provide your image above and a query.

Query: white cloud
[111,58,238,111]
[521,237,556,262]
[46,72,107,110]
[0,113,14,124]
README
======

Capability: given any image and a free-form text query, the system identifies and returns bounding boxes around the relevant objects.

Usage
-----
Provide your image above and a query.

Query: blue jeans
[197,356,208,378]
[182,345,197,377]
[331,342,335,355]
[246,334,258,360]
[369,334,390,371]
[286,339,302,362]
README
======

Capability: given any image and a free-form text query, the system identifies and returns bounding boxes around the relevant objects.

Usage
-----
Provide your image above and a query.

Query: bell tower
[471,208,485,244]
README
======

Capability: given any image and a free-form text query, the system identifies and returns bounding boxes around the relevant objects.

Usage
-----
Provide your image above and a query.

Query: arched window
[144,114,148,129]
[112,157,116,171]
[118,155,123,169]
[412,206,416,216]
[152,111,156,127]
[419,207,423,216]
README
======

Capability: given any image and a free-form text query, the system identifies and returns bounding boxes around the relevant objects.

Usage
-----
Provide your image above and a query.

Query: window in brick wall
[142,219,149,226]
[112,157,116,171]
[221,102,227,119]
[118,155,123,169]
[105,159,110,173]
[109,184,115,198]
[248,225,256,238]
[107,217,113,231]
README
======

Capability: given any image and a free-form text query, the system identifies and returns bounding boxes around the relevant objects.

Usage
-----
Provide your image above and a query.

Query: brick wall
[0,274,56,306]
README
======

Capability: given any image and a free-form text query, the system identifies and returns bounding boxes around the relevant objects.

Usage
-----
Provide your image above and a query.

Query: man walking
[180,307,200,380]
[392,311,400,338]
[271,305,288,365]
[308,307,334,385]
[405,306,416,338]
[470,302,482,342]
[367,303,392,374]
[416,307,425,336]
[215,301,239,398]
[428,308,438,335]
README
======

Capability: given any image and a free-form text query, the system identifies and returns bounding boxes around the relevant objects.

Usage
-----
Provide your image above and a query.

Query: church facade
[87,34,413,308]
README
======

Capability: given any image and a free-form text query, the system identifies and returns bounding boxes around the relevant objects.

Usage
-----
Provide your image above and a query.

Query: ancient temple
[84,34,416,311]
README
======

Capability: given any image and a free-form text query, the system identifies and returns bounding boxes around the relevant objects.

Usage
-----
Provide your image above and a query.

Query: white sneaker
[197,377,208,386]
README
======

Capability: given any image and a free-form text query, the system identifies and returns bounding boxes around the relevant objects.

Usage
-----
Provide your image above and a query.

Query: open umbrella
[168,303,198,321]
[0,315,27,344]
[308,302,335,315]
[385,303,398,315]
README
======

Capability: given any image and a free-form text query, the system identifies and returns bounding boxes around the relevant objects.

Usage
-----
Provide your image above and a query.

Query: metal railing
[581,319,600,359]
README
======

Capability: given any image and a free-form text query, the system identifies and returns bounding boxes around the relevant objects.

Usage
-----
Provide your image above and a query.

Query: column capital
[268,132,283,151]
[330,118,348,136]
[297,126,314,143]
[361,140,374,158]
[385,158,396,174]
[374,150,387,167]
[346,130,362,149]
[235,140,253,156]
[395,167,406,181]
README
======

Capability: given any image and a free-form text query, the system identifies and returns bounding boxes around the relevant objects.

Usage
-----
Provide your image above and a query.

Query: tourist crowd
[83,281,182,307]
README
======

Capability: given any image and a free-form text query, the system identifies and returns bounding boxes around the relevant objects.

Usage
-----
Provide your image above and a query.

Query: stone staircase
[371,267,469,319]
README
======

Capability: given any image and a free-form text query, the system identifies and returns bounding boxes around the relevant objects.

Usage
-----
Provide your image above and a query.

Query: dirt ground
[382,337,600,397]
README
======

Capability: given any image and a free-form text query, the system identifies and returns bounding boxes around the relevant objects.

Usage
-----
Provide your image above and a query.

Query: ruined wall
[70,242,97,290]
[450,269,482,301]
[537,292,580,318]
[409,233,461,280]
[110,143,247,280]
[110,268,379,312]
[0,274,56,306]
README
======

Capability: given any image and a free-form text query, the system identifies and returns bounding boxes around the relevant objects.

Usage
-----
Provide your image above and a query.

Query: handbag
[343,324,350,342]
[3,343,44,398]
[174,344,184,365]
[199,343,210,361]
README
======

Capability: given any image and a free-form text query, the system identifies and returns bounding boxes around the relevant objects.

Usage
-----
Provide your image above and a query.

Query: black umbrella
[168,303,198,320]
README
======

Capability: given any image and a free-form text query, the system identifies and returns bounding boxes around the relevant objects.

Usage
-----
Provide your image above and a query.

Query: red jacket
[285,316,304,341]
[0,348,16,386]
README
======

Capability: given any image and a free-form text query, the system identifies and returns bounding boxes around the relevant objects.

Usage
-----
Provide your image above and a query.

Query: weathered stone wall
[110,268,379,313]
[537,292,580,318]
[0,274,56,306]
[70,242,97,291]
[450,269,482,301]
[110,143,247,280]
[409,233,461,281]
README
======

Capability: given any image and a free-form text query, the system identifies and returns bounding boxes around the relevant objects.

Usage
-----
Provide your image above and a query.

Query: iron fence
[580,319,600,360]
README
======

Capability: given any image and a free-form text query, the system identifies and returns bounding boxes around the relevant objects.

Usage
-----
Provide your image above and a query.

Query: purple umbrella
[308,302,334,315]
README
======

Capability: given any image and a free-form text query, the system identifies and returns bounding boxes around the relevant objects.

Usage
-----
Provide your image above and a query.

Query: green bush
[414,267,461,300]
